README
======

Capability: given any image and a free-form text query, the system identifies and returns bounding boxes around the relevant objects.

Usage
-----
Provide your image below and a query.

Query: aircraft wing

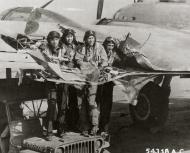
[1,40,190,104]
[1,15,190,84]
[26,49,190,86]
[91,22,190,72]
[25,50,190,106]
[1,7,190,72]
[0,35,16,53]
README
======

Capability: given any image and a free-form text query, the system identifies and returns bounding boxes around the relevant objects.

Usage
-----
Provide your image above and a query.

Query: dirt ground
[108,97,190,153]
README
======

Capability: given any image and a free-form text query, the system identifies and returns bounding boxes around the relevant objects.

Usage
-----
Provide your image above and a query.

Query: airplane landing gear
[129,81,170,132]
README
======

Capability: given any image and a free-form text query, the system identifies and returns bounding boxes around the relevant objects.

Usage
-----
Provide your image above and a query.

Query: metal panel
[23,138,97,153]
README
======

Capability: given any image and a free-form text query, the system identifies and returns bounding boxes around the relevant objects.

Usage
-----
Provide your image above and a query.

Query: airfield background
[0,0,190,99]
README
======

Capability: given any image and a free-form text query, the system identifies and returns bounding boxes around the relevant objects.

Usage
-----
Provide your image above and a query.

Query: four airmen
[42,28,118,139]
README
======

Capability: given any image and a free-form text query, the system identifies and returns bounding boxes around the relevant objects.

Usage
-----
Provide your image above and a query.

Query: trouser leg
[78,87,90,132]
[99,82,114,132]
[86,85,99,134]
[67,86,79,131]
[46,89,57,135]
[162,75,172,98]
[57,84,68,134]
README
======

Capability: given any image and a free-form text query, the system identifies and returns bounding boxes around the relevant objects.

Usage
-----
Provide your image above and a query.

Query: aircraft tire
[129,81,169,130]
[100,149,110,153]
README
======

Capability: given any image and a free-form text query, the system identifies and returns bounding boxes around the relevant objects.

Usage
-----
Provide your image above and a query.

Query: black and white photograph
[0,0,190,153]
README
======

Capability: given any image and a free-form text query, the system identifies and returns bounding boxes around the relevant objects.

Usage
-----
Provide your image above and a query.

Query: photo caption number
[146,148,184,153]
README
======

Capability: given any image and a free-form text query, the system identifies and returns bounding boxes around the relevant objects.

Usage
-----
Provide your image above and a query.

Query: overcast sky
[0,0,134,24]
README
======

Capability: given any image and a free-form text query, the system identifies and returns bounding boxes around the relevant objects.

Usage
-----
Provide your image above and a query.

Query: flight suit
[75,42,108,134]
[59,43,79,132]
[60,43,76,67]
[98,50,119,133]
[42,43,62,64]
[41,44,69,136]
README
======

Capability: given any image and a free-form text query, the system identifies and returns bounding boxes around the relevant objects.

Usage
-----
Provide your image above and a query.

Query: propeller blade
[97,0,104,19]
[25,20,39,35]
[28,8,41,21]
[24,8,41,35]
[40,0,54,9]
